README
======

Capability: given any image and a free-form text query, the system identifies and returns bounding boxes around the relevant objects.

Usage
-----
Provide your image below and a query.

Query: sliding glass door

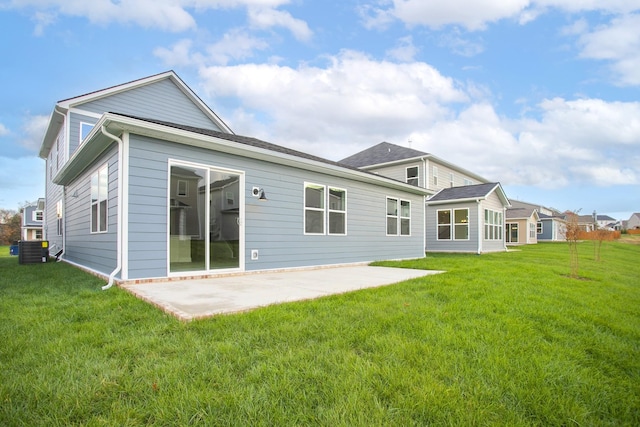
[169,163,242,274]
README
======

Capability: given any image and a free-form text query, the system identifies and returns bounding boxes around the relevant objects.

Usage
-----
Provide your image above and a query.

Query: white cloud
[198,50,468,158]
[206,29,270,65]
[247,6,312,41]
[575,13,640,86]
[385,36,418,62]
[0,123,9,136]
[362,0,640,31]
[20,114,49,152]
[6,0,308,34]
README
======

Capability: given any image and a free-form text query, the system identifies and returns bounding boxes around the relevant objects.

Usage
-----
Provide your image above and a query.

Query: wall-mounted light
[71,190,79,198]
[252,186,268,201]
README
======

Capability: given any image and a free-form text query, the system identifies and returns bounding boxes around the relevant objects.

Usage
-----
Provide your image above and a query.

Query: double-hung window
[91,165,109,233]
[387,197,411,236]
[304,183,346,235]
[437,208,468,240]
[406,166,419,186]
[484,209,503,240]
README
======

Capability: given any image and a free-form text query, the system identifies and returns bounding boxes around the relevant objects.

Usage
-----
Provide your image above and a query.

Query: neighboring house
[627,213,640,230]
[575,215,597,232]
[595,214,617,230]
[340,142,488,193]
[21,198,45,241]
[38,71,428,284]
[537,212,567,241]
[505,200,539,245]
[506,200,566,242]
[424,183,510,254]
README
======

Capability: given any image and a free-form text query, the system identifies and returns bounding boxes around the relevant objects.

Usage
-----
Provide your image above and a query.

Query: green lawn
[1,242,638,426]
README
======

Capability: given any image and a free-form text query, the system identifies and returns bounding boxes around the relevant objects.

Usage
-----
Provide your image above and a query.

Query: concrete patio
[121,265,443,320]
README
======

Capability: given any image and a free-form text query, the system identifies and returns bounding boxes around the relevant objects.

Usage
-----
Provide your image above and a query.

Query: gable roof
[426,182,510,207]
[38,71,233,158]
[506,206,539,220]
[339,141,489,184]
[54,112,430,198]
[340,142,428,167]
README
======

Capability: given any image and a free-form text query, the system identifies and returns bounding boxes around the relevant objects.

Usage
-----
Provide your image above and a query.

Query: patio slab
[121,265,444,320]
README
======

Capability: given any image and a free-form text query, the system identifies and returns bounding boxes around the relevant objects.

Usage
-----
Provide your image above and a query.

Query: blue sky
[1,0,639,221]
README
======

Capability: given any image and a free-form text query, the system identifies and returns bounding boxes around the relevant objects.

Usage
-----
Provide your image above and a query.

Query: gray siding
[125,135,425,280]
[44,125,65,251]
[426,201,480,253]
[480,194,507,253]
[79,79,220,130]
[368,161,424,188]
[64,145,119,276]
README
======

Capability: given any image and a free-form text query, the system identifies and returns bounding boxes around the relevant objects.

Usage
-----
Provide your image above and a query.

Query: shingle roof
[339,142,429,168]
[427,182,501,202]
[117,113,366,172]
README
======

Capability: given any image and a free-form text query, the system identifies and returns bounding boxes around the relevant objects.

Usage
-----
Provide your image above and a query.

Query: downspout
[49,106,67,255]
[101,125,123,290]
[422,157,428,253]
[477,199,483,254]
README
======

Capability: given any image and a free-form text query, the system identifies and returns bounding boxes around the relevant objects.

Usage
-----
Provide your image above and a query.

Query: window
[80,122,94,143]
[177,180,188,197]
[91,165,108,233]
[433,166,438,186]
[484,209,503,240]
[537,222,543,234]
[35,230,43,240]
[304,183,347,235]
[328,187,346,235]
[449,173,454,187]
[437,208,468,240]
[529,222,536,239]
[406,166,419,186]
[33,210,43,222]
[387,197,411,236]
[464,178,473,186]
[56,200,63,236]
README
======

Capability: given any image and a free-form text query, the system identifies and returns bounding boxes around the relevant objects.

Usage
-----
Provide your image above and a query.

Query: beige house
[505,200,540,245]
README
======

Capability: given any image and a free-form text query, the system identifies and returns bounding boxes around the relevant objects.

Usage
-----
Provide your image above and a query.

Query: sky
[0,0,639,222]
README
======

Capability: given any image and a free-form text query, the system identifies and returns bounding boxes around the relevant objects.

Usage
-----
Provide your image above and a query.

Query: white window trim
[537,221,543,234]
[437,208,469,241]
[484,208,504,241]
[433,166,438,186]
[449,173,454,188]
[386,197,411,237]
[304,182,347,236]
[328,186,347,236]
[33,210,43,222]
[406,166,419,186]
[91,164,109,234]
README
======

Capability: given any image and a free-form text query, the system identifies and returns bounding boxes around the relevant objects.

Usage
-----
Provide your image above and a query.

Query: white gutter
[101,125,124,290]
[477,199,483,254]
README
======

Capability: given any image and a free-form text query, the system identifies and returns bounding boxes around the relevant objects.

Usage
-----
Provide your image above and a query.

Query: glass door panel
[209,171,240,270]
[169,165,207,273]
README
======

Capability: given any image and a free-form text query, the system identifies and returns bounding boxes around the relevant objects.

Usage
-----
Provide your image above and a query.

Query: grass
[1,241,639,426]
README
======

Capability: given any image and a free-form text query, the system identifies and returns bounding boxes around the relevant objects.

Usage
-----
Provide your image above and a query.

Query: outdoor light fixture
[252,187,268,201]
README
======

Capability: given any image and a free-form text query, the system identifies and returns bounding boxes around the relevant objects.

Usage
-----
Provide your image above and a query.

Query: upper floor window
[387,197,411,236]
[406,166,419,186]
[433,166,438,186]
[80,123,94,144]
[449,173,455,187]
[91,164,109,233]
[464,178,473,186]
[304,183,347,235]
[33,210,43,222]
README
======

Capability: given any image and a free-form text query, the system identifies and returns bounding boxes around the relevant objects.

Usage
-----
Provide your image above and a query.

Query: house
[627,213,640,230]
[594,214,617,230]
[425,183,510,254]
[340,142,488,192]
[505,200,539,245]
[21,198,44,241]
[575,214,597,232]
[505,200,566,242]
[38,71,429,285]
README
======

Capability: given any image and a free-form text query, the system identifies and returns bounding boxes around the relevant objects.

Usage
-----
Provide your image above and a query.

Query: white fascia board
[426,197,483,206]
